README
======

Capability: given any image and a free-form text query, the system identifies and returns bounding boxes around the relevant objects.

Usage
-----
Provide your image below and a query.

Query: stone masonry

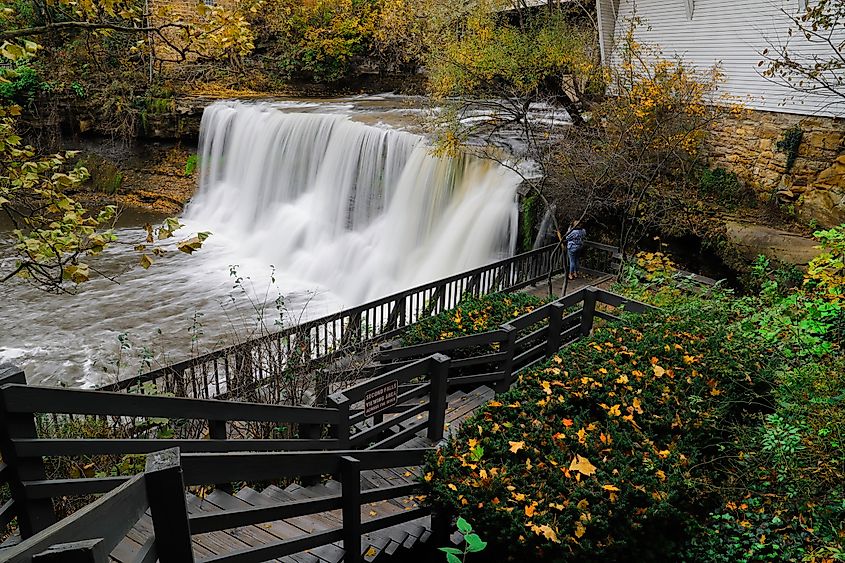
[706,109,845,227]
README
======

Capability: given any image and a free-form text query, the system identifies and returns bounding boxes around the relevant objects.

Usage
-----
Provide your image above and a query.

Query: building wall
[707,109,845,226]
[610,0,845,118]
[600,0,845,226]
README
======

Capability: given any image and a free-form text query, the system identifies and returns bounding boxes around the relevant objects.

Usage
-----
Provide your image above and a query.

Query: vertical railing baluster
[145,448,194,563]
[428,355,450,441]
[0,364,55,537]
[497,325,517,393]
[581,287,598,336]
[340,456,362,563]
[546,303,565,359]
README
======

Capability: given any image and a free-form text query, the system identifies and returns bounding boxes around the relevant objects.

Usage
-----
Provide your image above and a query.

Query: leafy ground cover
[401,293,546,346]
[423,226,845,562]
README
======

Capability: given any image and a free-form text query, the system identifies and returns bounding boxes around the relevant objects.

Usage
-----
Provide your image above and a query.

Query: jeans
[568,247,580,274]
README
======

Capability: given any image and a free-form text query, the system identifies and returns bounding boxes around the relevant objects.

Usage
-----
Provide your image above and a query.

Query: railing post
[581,287,598,337]
[0,364,55,538]
[329,394,351,449]
[145,448,194,563]
[496,325,517,393]
[428,354,450,442]
[545,303,565,359]
[32,538,105,562]
[340,456,362,563]
[314,368,330,408]
[207,420,232,493]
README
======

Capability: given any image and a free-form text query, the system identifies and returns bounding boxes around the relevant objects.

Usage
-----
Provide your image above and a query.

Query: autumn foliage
[423,305,774,560]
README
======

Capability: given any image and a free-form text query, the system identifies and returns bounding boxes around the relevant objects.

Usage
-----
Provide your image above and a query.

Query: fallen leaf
[509,441,525,454]
[569,455,597,476]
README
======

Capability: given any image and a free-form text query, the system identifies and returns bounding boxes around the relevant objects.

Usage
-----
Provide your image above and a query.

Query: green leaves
[439,518,486,563]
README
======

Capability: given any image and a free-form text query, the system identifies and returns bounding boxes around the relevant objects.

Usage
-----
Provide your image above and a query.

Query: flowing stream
[0,98,521,387]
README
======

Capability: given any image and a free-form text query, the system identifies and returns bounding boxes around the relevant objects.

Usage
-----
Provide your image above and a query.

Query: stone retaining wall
[706,109,845,227]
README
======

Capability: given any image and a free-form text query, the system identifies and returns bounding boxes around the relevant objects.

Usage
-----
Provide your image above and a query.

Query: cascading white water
[0,98,524,386]
[186,101,521,305]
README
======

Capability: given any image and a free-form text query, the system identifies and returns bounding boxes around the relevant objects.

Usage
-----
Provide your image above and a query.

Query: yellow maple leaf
[509,441,525,453]
[512,492,526,501]
[530,523,560,543]
[653,365,666,377]
[574,521,586,538]
[569,455,597,476]
[632,397,643,414]
[447,483,457,491]
[468,438,478,448]
[525,504,536,517]
[489,400,503,407]
[424,472,433,482]
[602,484,620,492]
[607,404,621,416]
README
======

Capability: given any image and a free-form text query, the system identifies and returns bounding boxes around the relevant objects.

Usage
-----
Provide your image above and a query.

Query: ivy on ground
[422,301,776,561]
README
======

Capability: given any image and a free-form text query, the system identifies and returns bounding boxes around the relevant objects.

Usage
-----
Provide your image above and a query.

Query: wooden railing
[0,285,652,561]
[2,448,188,563]
[0,364,341,539]
[3,447,433,563]
[99,242,616,401]
[329,287,656,451]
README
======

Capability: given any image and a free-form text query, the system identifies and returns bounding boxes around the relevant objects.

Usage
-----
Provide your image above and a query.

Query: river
[0,96,525,387]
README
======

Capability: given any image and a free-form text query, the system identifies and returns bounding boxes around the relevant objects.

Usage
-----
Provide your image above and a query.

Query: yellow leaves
[488,400,503,407]
[562,418,574,427]
[656,469,666,482]
[574,521,586,538]
[447,483,457,491]
[569,455,597,476]
[576,428,588,445]
[632,397,644,414]
[512,492,526,502]
[652,365,666,378]
[602,484,620,492]
[424,472,433,482]
[524,504,536,517]
[467,438,478,449]
[509,441,525,454]
[528,522,560,543]
[607,404,621,417]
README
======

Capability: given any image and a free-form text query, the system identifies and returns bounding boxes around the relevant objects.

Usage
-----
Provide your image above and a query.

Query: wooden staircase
[108,386,495,563]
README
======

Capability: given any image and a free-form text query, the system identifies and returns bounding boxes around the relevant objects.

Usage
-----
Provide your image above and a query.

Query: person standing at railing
[566,221,587,280]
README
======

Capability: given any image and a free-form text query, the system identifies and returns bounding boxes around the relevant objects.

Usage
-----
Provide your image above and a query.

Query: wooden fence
[0,286,652,561]
[2,447,432,563]
[99,242,617,401]
[0,364,342,539]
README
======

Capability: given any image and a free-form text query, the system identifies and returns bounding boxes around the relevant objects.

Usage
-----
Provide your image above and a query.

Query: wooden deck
[111,386,495,563]
[522,271,615,300]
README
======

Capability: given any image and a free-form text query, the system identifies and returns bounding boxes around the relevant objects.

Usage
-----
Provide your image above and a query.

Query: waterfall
[186,101,521,305]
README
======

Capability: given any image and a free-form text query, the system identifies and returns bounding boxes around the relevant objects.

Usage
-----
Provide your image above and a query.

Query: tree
[760,0,845,111]
[0,46,208,291]
[547,22,739,259]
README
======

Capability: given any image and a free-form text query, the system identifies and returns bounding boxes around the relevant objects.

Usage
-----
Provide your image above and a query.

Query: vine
[776,124,803,173]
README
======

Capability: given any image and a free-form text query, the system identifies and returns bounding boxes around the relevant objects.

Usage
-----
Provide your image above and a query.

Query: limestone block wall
[706,109,845,227]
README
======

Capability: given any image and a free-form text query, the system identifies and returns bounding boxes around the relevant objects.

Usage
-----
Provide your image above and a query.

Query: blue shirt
[566,228,586,251]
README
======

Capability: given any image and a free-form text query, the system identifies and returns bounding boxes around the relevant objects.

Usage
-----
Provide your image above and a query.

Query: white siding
[606,0,845,118]
[596,0,621,63]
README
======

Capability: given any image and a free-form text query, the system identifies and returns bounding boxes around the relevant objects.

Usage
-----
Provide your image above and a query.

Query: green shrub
[402,293,546,346]
[0,64,42,103]
[423,301,775,561]
[777,125,803,173]
[698,167,754,209]
[185,154,199,176]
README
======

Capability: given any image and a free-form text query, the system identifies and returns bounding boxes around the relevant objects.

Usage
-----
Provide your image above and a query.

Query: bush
[0,64,42,103]
[423,300,775,561]
[698,167,755,209]
[402,293,546,346]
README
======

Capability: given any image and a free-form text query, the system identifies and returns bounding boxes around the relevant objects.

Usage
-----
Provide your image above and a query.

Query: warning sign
[364,380,399,417]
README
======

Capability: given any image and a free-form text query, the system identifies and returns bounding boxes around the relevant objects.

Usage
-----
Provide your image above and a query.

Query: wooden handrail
[98,241,616,399]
